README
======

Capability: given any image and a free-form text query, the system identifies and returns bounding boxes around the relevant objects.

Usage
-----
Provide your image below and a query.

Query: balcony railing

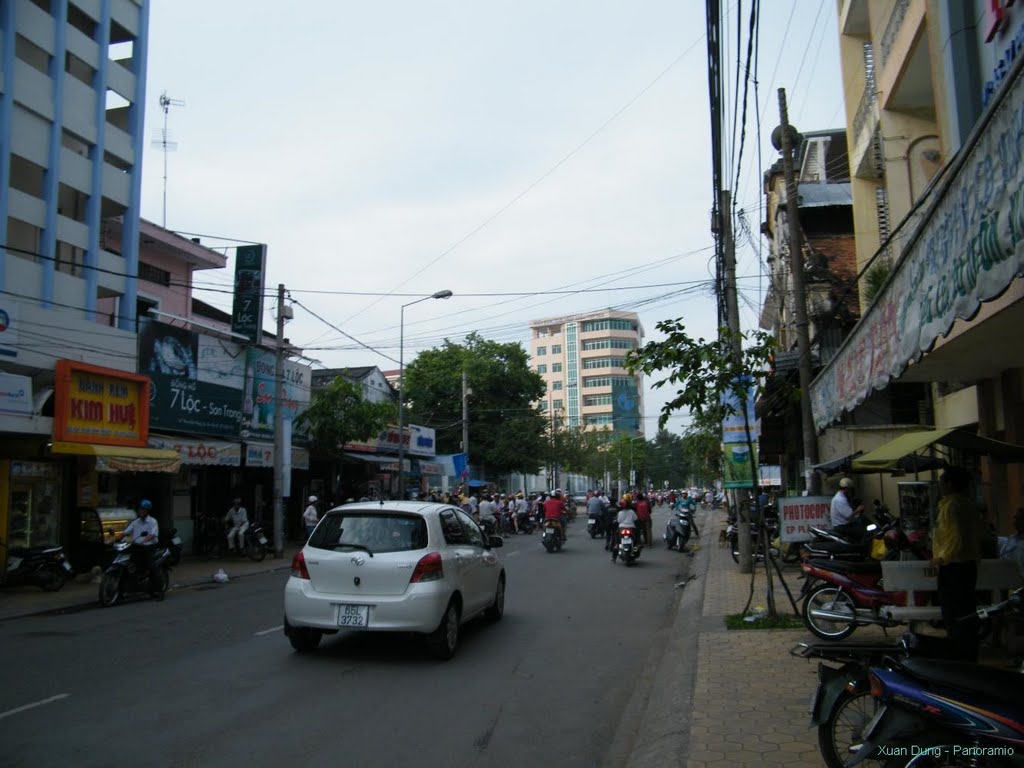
[879,0,910,69]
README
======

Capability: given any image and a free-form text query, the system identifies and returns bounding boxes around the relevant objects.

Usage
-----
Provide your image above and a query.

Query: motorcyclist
[586,491,606,538]
[543,489,567,541]
[119,499,163,598]
[674,490,700,537]
[612,497,639,562]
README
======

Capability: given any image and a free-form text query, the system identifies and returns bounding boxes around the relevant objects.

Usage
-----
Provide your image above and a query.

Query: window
[582,319,635,333]
[308,512,429,552]
[536,346,547,356]
[552,362,562,373]
[582,338,635,351]
[537,364,547,374]
[552,399,563,410]
[455,510,486,547]
[582,357,627,369]
[552,381,563,391]
[586,414,615,426]
[551,344,562,354]
[540,401,549,411]
[139,261,172,286]
[439,510,468,545]
[584,395,613,407]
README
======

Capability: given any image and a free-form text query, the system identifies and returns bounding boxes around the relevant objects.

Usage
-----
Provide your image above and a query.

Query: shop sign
[11,461,59,478]
[811,63,1024,430]
[244,443,310,470]
[148,436,242,467]
[54,360,149,446]
[418,461,444,475]
[0,300,18,358]
[231,244,266,343]
[778,496,832,543]
[0,372,32,414]
[139,319,245,438]
[344,424,436,458]
[241,349,311,441]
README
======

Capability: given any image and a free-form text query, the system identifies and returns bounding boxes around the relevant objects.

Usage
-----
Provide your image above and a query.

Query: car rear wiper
[333,542,374,557]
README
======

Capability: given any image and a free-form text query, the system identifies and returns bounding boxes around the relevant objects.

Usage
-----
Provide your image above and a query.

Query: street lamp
[397,289,453,499]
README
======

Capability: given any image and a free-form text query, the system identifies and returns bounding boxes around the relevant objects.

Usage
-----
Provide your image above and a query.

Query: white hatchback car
[284,501,506,659]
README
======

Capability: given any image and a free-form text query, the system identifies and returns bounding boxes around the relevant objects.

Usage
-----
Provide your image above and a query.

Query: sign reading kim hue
[54,360,150,447]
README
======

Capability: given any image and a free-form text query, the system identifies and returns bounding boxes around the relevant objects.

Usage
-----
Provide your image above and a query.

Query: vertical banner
[722,443,756,489]
[721,375,759,444]
[282,418,292,498]
[231,244,267,343]
[611,378,641,432]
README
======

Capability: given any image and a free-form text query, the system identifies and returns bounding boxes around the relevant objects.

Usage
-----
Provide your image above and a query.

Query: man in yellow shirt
[931,466,981,661]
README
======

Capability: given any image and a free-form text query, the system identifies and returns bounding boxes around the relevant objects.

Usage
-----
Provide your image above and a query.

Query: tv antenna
[152,91,185,227]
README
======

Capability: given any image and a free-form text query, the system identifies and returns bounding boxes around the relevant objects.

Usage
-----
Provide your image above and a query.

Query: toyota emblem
[351,555,366,566]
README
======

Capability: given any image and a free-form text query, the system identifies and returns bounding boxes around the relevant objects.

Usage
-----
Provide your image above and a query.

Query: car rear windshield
[308,512,428,554]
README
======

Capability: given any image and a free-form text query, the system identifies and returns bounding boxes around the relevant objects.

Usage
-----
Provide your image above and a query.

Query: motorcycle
[613,523,642,566]
[242,521,270,562]
[541,519,563,553]
[848,589,1024,767]
[587,511,607,539]
[514,508,535,534]
[3,542,73,591]
[727,516,779,564]
[664,506,696,551]
[99,540,172,606]
[159,527,184,567]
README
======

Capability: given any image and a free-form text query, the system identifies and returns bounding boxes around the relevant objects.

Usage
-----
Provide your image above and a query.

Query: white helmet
[308,495,318,503]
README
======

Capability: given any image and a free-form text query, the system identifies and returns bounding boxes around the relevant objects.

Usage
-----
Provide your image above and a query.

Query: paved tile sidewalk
[686,520,822,768]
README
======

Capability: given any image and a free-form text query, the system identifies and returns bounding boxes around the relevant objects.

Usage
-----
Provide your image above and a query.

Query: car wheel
[426,598,461,660]
[484,575,505,621]
[287,624,323,653]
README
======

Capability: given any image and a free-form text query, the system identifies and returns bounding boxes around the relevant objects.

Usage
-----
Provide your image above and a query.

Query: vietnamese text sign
[139,319,244,437]
[54,360,149,446]
[148,436,242,467]
[778,496,832,543]
[231,244,266,342]
[242,349,312,441]
[721,376,759,444]
[343,424,437,458]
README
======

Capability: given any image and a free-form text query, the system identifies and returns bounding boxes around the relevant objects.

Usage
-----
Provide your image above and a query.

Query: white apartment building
[528,309,644,437]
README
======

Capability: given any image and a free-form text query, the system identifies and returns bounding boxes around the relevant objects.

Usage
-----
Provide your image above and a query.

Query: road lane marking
[0,693,70,721]
[504,551,521,557]
[254,625,283,636]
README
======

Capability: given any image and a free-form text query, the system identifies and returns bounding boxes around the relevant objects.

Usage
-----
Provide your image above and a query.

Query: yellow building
[813,0,1024,528]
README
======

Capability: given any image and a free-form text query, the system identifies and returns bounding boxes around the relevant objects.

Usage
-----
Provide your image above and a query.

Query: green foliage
[724,612,804,630]
[295,377,394,456]
[864,262,891,304]
[403,332,549,476]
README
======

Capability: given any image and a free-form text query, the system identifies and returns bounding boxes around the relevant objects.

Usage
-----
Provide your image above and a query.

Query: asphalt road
[0,509,694,768]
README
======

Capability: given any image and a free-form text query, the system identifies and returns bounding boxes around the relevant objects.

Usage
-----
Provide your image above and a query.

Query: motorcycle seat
[807,558,881,575]
[894,658,1024,708]
[803,541,870,556]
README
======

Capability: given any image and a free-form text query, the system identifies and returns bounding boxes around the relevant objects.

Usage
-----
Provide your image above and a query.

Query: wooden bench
[880,559,1023,622]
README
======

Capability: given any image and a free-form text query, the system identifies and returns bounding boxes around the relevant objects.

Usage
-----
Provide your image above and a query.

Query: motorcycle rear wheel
[803,586,858,640]
[99,572,122,607]
[36,564,66,592]
[246,539,267,562]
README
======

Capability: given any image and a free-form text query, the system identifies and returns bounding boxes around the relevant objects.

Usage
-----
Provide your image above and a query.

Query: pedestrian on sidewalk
[932,466,981,662]
[303,496,319,540]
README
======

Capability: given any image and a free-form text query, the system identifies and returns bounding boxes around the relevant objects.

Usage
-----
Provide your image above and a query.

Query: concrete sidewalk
[0,546,299,622]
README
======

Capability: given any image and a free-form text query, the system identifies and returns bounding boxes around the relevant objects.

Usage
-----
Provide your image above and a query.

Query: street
[0,511,694,768]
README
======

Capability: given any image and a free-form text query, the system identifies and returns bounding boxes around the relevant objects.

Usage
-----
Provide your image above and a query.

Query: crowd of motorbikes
[779,500,1024,766]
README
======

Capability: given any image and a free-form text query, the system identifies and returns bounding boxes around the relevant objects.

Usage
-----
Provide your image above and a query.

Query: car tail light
[410,552,444,583]
[291,550,311,580]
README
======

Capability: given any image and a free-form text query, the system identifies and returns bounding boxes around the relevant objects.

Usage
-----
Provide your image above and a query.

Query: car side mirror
[488,535,504,548]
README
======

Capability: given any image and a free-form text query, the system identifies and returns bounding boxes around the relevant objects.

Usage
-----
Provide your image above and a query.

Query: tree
[627,323,790,617]
[403,332,549,477]
[295,377,395,455]
[645,430,690,489]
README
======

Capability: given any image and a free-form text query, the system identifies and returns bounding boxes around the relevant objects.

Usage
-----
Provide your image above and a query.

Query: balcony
[851,88,883,179]
[839,0,869,36]
[877,1,934,116]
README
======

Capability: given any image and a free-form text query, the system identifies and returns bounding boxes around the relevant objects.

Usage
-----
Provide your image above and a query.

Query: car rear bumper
[283,577,451,633]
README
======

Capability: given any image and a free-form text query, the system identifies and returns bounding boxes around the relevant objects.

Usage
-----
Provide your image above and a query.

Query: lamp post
[397,289,452,500]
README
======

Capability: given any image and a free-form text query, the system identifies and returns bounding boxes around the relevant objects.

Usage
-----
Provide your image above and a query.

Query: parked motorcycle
[159,527,184,567]
[3,542,73,591]
[541,519,563,553]
[727,516,779,564]
[664,506,696,551]
[848,589,1024,767]
[99,540,172,606]
[613,523,642,566]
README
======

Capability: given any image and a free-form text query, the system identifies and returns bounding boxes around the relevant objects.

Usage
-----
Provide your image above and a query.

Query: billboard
[611,378,641,432]
[138,319,245,437]
[54,360,150,446]
[241,348,311,441]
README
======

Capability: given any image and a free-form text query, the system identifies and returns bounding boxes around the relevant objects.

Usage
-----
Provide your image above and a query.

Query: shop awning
[50,441,181,473]
[343,452,397,465]
[812,452,863,477]
[851,428,1024,472]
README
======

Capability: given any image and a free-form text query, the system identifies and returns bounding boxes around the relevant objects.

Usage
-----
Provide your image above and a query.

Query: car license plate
[338,604,369,627]
[172,536,182,546]
[61,560,73,573]
[258,534,268,545]
[622,536,633,545]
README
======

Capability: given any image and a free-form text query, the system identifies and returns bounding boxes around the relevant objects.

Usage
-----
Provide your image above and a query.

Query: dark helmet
[139,499,153,510]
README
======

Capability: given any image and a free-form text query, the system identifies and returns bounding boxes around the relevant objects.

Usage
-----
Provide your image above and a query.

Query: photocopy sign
[231,244,266,343]
[779,496,832,543]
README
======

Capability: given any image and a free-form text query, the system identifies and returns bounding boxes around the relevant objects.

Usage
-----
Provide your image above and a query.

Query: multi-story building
[810,1,1024,528]
[528,309,644,437]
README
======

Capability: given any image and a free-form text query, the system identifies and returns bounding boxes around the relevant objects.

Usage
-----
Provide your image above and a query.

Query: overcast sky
[140,1,844,435]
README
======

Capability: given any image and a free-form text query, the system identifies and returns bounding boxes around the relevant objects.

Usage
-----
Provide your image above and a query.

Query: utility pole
[462,371,470,479]
[721,189,753,573]
[272,283,286,558]
[777,88,820,495]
